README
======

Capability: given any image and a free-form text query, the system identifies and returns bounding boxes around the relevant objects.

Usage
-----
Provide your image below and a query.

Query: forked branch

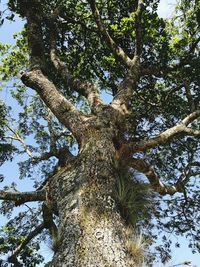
[88,0,133,67]
[48,16,103,110]
[130,158,179,195]
[130,158,197,195]
[110,0,145,114]
[21,5,84,139]
[126,110,200,153]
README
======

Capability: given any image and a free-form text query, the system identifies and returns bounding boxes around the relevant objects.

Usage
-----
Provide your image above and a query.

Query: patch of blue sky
[0,0,199,265]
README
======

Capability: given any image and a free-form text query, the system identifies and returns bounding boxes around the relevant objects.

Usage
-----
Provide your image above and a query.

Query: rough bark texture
[48,127,136,266]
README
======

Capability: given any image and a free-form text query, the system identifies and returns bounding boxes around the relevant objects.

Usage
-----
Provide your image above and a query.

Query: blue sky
[0,0,199,266]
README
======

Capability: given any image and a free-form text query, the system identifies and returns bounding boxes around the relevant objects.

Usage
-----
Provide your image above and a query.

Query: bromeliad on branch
[0,0,200,266]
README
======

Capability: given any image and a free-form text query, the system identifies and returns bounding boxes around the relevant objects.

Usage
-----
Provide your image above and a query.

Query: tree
[0,0,199,266]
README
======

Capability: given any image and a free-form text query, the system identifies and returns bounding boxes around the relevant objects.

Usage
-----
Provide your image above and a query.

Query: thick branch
[130,158,181,195]
[49,18,103,110]
[181,110,200,125]
[88,0,133,67]
[111,58,140,115]
[26,9,44,68]
[23,7,84,139]
[0,189,46,204]
[21,69,83,139]
[42,203,58,241]
[8,223,45,265]
[127,110,200,153]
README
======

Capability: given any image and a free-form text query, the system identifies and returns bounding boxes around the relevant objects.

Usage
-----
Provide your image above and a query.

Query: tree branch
[25,7,44,69]
[191,161,200,167]
[134,0,145,59]
[45,108,58,152]
[8,204,57,264]
[21,6,84,140]
[8,223,45,265]
[42,203,58,243]
[5,123,73,163]
[32,151,57,162]
[129,158,196,195]
[111,58,140,115]
[110,0,145,114]
[87,0,133,67]
[184,80,196,112]
[181,110,200,125]
[88,0,145,115]
[21,69,83,139]
[5,125,34,158]
[0,189,46,205]
[126,110,200,153]
[170,261,192,267]
[129,158,180,195]
[48,16,103,110]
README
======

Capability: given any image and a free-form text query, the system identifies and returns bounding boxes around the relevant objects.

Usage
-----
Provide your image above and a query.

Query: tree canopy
[0,0,200,266]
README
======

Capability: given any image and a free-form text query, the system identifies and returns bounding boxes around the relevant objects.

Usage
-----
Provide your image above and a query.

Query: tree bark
[49,129,137,267]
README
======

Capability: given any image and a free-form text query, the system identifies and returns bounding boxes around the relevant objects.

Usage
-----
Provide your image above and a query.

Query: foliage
[0,101,17,168]
[0,0,199,265]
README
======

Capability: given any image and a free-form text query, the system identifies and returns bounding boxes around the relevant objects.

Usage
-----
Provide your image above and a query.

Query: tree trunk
[49,129,137,267]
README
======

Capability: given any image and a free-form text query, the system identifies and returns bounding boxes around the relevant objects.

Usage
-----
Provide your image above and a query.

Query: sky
[0,0,200,266]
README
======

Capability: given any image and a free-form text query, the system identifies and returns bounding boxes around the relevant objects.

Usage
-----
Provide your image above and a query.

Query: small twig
[6,125,34,158]
[170,261,192,267]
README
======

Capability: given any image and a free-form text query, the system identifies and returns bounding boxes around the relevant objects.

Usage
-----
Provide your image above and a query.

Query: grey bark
[49,129,137,267]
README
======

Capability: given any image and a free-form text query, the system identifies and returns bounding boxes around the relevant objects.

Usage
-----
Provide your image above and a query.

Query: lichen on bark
[49,129,138,266]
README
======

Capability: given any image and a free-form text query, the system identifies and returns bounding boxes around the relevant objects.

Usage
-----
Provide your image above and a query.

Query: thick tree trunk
[49,130,137,267]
